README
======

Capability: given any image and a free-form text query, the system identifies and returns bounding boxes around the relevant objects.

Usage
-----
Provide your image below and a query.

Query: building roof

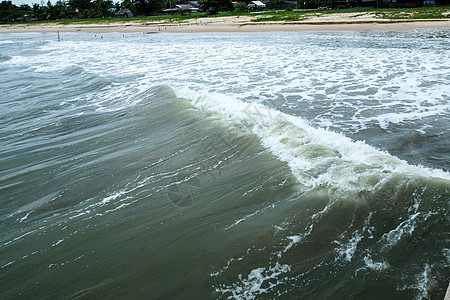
[116,8,132,15]
[177,4,199,11]
[187,1,200,8]
[249,1,266,6]
[162,4,199,12]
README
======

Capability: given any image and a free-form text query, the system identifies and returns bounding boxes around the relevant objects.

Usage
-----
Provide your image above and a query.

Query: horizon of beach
[1,12,450,33]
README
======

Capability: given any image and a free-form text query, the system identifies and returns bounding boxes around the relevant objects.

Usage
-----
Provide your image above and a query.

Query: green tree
[52,0,71,19]
[297,0,331,8]
[0,1,20,21]
[200,0,233,14]
[95,0,113,17]
[267,0,284,9]
[68,0,95,17]
[18,4,35,20]
[134,0,164,15]
[233,1,247,12]
[121,0,136,11]
[68,0,95,10]
[31,3,47,20]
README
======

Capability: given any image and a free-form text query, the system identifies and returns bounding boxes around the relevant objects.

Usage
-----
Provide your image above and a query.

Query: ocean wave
[1,82,448,299]
[159,86,449,298]
[175,87,450,191]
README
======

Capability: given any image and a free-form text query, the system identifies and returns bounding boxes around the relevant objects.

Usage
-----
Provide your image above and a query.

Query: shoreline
[1,17,449,34]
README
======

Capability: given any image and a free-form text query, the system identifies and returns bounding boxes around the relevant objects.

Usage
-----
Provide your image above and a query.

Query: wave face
[0,30,449,299]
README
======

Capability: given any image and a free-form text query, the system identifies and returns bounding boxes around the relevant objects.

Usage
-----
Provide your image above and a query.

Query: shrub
[234,2,247,12]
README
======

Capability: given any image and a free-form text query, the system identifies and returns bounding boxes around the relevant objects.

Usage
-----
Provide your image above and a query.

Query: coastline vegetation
[374,6,450,18]
[1,0,449,26]
[250,6,450,22]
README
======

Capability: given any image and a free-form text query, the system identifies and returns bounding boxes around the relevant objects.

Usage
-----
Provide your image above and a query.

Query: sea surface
[0,29,449,299]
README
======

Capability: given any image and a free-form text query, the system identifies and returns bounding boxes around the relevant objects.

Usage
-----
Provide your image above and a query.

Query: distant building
[423,0,436,5]
[116,8,134,18]
[187,1,201,9]
[177,4,200,12]
[162,2,200,13]
[248,0,266,10]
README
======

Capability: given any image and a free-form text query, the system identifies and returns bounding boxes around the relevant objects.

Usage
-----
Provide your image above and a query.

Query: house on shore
[248,1,266,10]
[162,1,201,13]
[116,8,134,18]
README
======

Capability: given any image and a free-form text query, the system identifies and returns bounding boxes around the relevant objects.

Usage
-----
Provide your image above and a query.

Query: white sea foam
[5,32,447,123]
[283,235,302,253]
[364,255,389,271]
[175,88,450,195]
[380,211,432,253]
[225,203,275,230]
[355,254,390,274]
[0,40,15,45]
[398,263,435,300]
[215,262,290,299]
[4,32,448,143]
[1,261,16,269]
[336,231,364,262]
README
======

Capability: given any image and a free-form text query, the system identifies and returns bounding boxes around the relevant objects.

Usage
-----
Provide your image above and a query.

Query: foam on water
[6,30,443,171]
[176,88,450,191]
[2,32,449,159]
[215,262,291,299]
[4,32,449,128]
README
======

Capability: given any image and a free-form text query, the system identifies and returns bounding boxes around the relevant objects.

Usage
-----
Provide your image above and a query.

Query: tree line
[0,0,261,22]
[0,0,252,22]
[0,0,168,21]
[2,0,449,22]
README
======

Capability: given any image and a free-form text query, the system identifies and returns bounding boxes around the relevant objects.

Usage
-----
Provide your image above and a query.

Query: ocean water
[0,29,449,299]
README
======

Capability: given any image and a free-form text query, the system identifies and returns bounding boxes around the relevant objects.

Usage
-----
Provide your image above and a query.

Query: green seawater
[0,31,449,299]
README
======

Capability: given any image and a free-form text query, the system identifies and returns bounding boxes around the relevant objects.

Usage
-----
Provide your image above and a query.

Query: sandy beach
[1,12,449,33]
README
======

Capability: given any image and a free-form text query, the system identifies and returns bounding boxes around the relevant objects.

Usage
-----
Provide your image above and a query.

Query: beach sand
[1,12,449,33]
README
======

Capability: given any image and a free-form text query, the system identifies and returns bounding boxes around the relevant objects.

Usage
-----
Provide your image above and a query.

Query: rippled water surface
[0,29,449,299]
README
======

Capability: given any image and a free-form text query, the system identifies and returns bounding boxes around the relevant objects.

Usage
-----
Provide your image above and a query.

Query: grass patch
[251,8,373,22]
[374,6,450,19]
[55,13,204,25]
[252,13,308,22]
[320,7,377,13]
[23,11,248,26]
[251,6,450,22]
[22,16,169,26]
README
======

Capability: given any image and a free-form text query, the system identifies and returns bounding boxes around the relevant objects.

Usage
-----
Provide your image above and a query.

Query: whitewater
[0,29,449,299]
